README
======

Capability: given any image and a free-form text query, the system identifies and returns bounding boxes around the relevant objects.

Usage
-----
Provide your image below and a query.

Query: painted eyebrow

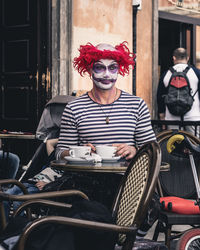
[94,61,118,66]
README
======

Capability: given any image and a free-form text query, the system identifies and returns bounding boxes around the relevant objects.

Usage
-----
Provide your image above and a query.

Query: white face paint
[91,59,119,90]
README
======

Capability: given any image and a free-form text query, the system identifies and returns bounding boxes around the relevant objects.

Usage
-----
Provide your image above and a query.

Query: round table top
[0,133,36,140]
[51,160,129,173]
[51,160,170,173]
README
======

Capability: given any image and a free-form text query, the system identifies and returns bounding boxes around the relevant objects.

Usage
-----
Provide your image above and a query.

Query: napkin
[90,153,102,163]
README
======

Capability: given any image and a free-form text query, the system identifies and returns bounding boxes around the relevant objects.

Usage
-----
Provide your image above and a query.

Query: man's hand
[60,150,70,159]
[84,143,96,153]
[61,144,96,159]
[113,144,137,160]
[159,113,165,120]
[35,181,48,190]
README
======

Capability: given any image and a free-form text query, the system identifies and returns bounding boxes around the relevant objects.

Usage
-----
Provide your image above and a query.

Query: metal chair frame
[153,129,200,249]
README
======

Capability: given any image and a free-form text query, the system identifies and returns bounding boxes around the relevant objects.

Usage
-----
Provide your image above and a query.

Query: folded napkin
[84,153,102,163]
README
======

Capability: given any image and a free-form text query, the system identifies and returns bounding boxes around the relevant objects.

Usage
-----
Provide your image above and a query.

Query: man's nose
[103,68,110,77]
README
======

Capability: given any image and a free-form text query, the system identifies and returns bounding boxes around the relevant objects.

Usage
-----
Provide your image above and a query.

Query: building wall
[71,0,133,94]
[136,0,154,112]
[52,0,155,114]
[196,26,200,69]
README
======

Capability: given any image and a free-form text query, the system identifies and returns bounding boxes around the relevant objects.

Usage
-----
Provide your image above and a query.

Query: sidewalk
[145,222,192,249]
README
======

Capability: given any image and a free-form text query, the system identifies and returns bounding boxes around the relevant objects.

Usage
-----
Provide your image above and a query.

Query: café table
[0,132,36,149]
[0,132,35,140]
[50,159,129,173]
[50,159,170,174]
[0,132,36,154]
[51,159,129,208]
[0,132,36,177]
[50,159,170,198]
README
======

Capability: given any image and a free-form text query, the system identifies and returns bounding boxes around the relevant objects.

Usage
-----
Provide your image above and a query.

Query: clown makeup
[91,59,119,90]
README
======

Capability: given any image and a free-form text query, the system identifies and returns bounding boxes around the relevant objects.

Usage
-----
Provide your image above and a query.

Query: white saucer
[101,156,121,162]
[64,156,95,163]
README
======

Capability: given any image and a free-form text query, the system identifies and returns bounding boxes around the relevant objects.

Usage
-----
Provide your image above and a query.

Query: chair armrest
[0,189,89,202]
[13,199,72,218]
[0,179,28,194]
[17,216,138,250]
[0,189,88,228]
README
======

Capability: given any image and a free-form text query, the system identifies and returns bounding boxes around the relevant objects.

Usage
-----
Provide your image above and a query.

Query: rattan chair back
[113,141,161,245]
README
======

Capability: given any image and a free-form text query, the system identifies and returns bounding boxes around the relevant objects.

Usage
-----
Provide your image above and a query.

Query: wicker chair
[2,141,161,250]
[153,130,200,249]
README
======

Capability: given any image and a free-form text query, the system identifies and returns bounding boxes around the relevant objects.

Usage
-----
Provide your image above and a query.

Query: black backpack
[164,66,198,118]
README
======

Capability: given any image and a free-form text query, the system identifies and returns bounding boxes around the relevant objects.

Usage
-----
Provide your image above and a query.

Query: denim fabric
[3,182,39,221]
[0,151,20,179]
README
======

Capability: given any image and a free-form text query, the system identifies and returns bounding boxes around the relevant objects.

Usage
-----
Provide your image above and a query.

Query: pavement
[145,223,192,249]
[115,223,192,249]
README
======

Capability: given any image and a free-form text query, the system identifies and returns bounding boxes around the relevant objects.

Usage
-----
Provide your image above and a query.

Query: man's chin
[94,81,115,90]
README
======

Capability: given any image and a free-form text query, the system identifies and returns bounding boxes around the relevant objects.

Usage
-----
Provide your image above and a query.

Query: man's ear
[172,56,176,62]
[87,66,92,76]
[88,68,93,79]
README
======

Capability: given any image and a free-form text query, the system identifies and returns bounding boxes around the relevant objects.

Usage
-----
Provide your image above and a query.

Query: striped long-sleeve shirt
[56,90,156,159]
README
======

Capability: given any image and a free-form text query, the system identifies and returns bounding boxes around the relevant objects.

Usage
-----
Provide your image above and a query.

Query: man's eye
[110,65,117,70]
[93,64,105,72]
[109,65,119,71]
[96,65,104,70]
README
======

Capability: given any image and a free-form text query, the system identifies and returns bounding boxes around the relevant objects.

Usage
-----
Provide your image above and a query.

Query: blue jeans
[0,151,20,179]
[3,182,39,221]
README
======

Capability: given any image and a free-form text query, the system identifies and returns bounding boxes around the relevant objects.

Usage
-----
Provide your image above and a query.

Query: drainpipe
[132,0,142,95]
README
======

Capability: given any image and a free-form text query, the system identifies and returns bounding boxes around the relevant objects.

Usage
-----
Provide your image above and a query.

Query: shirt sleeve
[134,99,156,147]
[55,104,79,159]
[191,66,200,100]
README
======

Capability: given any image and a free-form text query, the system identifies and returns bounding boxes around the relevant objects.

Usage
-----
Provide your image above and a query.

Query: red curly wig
[73,41,135,76]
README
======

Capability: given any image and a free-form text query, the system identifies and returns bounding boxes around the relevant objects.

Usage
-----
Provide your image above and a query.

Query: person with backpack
[157,47,200,136]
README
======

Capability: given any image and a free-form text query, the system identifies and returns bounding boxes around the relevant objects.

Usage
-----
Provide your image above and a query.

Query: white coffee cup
[96,145,117,158]
[69,146,91,158]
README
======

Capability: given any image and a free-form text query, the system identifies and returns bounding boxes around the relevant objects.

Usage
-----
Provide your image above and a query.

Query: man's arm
[55,105,79,160]
[134,99,156,147]
[46,138,58,156]
[157,71,168,119]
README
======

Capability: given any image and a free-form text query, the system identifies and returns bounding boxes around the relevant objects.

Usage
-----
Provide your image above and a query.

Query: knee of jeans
[5,185,21,195]
[13,153,20,165]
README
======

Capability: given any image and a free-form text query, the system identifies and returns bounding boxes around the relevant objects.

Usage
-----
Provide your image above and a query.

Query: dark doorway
[159,18,193,76]
[0,0,51,163]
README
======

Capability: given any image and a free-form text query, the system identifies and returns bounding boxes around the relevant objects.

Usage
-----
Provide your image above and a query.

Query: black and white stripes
[56,91,156,159]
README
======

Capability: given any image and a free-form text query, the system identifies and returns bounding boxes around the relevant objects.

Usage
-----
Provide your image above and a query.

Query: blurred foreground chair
[153,130,200,249]
[1,141,161,250]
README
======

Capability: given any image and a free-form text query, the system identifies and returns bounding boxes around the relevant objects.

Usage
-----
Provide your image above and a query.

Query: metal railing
[151,120,200,138]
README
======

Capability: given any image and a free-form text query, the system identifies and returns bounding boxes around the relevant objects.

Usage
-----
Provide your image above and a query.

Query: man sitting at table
[55,41,159,239]
[0,139,20,180]
[56,41,155,160]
